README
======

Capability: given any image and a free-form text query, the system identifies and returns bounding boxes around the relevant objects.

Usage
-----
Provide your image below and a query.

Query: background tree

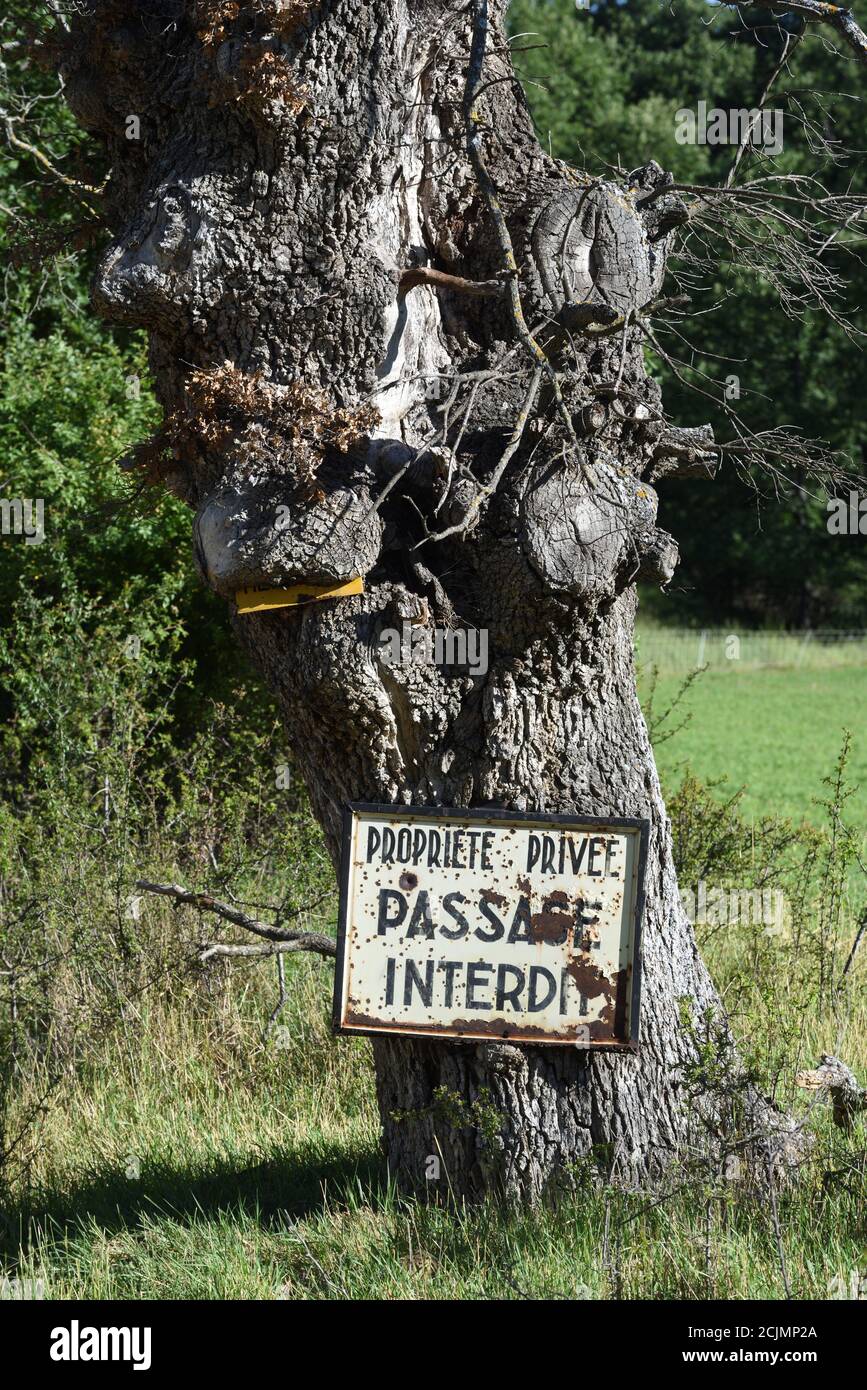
[19,0,865,1201]
[511,0,867,627]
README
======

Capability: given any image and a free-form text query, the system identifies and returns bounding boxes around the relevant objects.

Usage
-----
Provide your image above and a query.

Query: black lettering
[438,960,462,1009]
[466,962,493,1010]
[476,897,505,942]
[385,957,396,1006]
[567,837,588,874]
[495,964,526,1011]
[541,836,556,874]
[481,832,495,870]
[528,966,557,1012]
[381,828,396,863]
[377,888,408,935]
[452,830,465,868]
[577,899,603,949]
[537,893,571,945]
[588,836,603,876]
[526,834,541,872]
[366,827,381,862]
[427,830,441,867]
[397,827,412,863]
[407,890,435,938]
[412,828,426,864]
[404,959,434,1008]
[440,891,470,940]
[466,831,480,870]
[508,896,534,945]
[604,839,619,877]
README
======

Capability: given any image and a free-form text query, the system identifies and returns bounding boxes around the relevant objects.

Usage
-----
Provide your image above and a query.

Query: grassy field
[637,627,867,677]
[4,957,864,1300]
[1,636,865,1301]
[640,664,867,839]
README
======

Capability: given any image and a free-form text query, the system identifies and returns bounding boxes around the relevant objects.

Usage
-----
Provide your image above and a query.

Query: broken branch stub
[796,1055,867,1132]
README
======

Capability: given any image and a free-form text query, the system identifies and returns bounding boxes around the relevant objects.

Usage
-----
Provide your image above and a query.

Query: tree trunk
[53,0,797,1200]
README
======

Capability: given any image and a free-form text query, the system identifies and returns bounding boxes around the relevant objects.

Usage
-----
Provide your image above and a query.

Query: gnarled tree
[40,0,866,1200]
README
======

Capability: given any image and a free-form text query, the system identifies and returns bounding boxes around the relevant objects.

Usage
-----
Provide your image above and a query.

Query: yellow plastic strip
[235,576,364,613]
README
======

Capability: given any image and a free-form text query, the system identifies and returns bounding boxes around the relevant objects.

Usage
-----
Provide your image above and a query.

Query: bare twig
[0,111,105,216]
[765,1141,792,1299]
[725,0,867,68]
[134,879,337,959]
[464,0,577,447]
[841,904,867,979]
[198,938,335,961]
[399,265,504,297]
[724,26,803,189]
[412,365,543,546]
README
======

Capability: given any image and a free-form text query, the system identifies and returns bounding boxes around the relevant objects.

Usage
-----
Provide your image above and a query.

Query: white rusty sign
[333,804,648,1049]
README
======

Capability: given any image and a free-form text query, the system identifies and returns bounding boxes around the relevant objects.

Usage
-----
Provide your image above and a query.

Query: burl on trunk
[53,0,797,1200]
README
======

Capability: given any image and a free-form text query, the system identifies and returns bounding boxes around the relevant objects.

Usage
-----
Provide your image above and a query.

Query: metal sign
[333,804,648,1049]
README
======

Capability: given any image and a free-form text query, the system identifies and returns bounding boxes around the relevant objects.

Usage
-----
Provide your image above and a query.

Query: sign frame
[332,802,649,1051]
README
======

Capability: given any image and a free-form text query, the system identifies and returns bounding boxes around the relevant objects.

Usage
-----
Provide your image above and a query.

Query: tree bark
[52,0,798,1200]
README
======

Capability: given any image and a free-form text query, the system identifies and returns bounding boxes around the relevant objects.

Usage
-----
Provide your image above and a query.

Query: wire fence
[635,627,867,676]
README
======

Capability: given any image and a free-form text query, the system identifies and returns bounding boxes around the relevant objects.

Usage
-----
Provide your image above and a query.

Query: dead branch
[796,1054,867,1131]
[650,424,720,481]
[0,110,105,216]
[134,879,337,959]
[638,317,856,497]
[412,365,543,547]
[399,265,504,297]
[842,903,867,978]
[198,939,333,962]
[551,294,691,345]
[725,0,867,68]
[671,179,867,332]
[724,25,804,189]
[465,0,577,447]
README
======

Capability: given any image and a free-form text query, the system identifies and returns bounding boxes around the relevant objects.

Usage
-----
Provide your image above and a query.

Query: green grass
[640,665,867,840]
[2,642,866,1301]
[4,957,864,1301]
[637,626,867,678]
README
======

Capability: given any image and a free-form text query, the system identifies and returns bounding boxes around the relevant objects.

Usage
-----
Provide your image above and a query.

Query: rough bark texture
[54,0,796,1200]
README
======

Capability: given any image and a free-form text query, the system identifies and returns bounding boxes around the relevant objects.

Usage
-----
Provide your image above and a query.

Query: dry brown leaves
[126,363,379,502]
[196,1,310,48]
